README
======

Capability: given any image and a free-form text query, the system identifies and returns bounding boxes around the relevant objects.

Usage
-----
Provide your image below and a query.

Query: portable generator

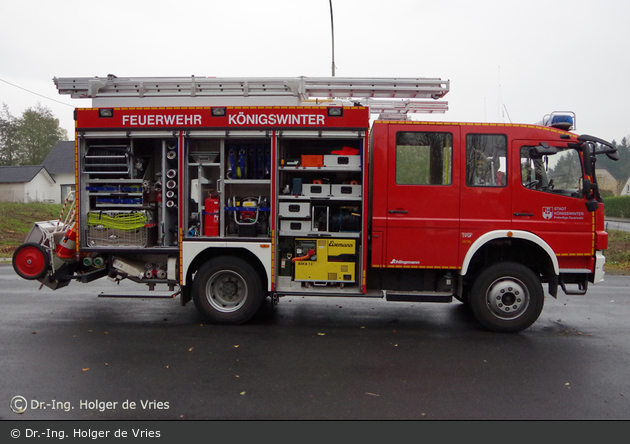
[293,238,356,284]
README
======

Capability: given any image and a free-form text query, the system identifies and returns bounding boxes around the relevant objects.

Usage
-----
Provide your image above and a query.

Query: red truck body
[12,76,618,332]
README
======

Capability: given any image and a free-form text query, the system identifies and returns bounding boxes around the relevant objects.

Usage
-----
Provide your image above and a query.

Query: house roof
[0,165,54,184]
[42,140,75,175]
[595,167,617,181]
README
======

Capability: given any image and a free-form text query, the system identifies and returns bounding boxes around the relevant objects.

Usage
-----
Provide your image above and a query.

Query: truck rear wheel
[469,262,544,333]
[13,243,49,280]
[192,257,264,324]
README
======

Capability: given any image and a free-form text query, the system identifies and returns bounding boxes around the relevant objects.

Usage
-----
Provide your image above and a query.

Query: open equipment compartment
[78,134,181,248]
[275,131,366,294]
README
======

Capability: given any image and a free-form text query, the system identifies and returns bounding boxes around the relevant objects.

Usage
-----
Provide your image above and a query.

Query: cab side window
[466,134,507,187]
[520,146,584,197]
[395,131,452,185]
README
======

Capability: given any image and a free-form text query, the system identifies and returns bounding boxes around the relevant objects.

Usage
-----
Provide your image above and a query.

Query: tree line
[597,137,630,194]
[0,103,68,166]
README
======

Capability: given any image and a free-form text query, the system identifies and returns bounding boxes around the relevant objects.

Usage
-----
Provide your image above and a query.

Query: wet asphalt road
[1,263,629,420]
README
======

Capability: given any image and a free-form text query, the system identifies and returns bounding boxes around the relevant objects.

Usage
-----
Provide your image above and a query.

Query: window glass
[60,184,75,202]
[466,134,507,187]
[395,132,452,185]
[520,147,583,197]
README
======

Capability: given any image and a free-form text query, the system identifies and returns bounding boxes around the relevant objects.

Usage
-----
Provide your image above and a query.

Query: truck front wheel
[192,257,264,324]
[469,262,544,333]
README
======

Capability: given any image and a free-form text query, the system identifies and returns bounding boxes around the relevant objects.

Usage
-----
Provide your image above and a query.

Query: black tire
[12,242,50,280]
[469,262,544,333]
[192,256,264,324]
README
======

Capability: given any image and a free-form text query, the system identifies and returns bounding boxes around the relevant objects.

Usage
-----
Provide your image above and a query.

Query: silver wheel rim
[485,276,530,320]
[205,270,248,313]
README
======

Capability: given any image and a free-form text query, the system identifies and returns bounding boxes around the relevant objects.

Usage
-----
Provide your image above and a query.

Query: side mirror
[578,134,619,162]
[583,178,599,212]
[583,178,598,199]
[585,200,599,212]
[606,150,620,161]
[583,142,593,176]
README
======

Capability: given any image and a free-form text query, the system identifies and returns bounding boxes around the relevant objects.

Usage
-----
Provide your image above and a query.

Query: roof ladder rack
[53,75,450,114]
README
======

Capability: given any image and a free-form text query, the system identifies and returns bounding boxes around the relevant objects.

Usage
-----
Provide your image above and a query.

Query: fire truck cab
[368,117,617,331]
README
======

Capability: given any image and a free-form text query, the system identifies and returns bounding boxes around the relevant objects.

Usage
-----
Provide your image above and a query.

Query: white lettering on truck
[390,259,421,265]
[121,114,202,126]
[228,112,325,126]
[542,206,585,221]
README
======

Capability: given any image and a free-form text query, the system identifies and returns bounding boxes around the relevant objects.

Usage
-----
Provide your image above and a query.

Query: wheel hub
[220,280,239,298]
[205,271,248,313]
[485,277,529,320]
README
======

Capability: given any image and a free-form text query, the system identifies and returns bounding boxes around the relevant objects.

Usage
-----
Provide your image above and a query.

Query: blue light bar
[550,115,574,130]
[542,112,575,131]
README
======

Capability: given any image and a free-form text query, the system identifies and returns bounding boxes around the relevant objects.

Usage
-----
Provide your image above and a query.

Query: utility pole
[329,0,336,76]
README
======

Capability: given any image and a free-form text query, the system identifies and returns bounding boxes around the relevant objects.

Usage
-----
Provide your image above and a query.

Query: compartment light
[98,108,114,118]
[327,107,343,117]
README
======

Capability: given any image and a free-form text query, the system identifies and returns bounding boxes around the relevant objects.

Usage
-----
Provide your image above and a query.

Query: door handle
[514,213,534,217]
[389,210,408,214]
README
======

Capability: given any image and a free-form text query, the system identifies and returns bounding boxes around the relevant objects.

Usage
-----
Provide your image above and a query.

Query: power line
[0,78,74,108]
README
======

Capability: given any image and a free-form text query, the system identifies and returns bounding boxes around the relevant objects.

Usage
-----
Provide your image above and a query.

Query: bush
[603,195,630,218]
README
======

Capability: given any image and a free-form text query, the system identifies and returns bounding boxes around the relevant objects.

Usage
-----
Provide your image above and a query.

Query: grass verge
[604,230,630,275]
[0,202,64,257]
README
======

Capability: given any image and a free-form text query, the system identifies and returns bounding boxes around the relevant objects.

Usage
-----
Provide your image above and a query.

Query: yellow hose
[87,212,147,230]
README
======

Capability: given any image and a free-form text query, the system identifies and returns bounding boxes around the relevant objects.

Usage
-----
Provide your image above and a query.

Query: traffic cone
[56,223,77,261]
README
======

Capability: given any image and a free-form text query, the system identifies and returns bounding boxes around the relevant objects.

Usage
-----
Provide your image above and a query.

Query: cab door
[512,141,593,259]
[459,132,512,261]
[385,124,460,268]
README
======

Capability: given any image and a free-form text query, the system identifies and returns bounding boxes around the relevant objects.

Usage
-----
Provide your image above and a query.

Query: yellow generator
[293,238,356,284]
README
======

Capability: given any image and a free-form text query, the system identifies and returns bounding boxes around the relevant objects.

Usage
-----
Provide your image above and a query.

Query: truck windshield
[520,146,583,198]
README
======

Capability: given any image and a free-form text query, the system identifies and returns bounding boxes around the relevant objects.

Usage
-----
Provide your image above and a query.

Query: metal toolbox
[280,219,311,234]
[331,184,361,197]
[324,155,360,167]
[279,202,311,218]
[302,184,331,196]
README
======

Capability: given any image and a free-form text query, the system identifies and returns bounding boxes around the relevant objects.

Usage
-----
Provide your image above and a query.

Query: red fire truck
[12,75,619,332]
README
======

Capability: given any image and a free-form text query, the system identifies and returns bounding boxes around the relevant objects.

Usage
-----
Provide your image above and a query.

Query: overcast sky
[1,0,629,143]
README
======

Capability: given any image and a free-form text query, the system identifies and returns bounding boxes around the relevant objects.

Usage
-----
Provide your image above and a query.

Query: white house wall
[0,183,25,202]
[24,172,56,203]
[0,171,72,203]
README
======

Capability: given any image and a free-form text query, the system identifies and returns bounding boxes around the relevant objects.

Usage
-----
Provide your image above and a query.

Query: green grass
[0,202,64,255]
[605,230,630,274]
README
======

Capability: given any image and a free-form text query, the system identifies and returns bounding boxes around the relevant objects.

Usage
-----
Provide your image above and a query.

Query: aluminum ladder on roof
[53,75,449,114]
